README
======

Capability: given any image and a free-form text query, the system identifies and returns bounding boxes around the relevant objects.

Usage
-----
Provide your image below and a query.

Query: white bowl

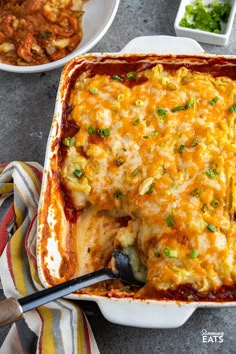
[0,0,120,74]
[174,0,236,46]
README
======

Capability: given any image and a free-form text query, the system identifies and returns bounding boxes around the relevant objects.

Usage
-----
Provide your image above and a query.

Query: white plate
[0,0,120,74]
[37,36,236,328]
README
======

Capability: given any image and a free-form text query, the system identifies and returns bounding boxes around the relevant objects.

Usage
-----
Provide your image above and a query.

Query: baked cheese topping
[60,63,236,294]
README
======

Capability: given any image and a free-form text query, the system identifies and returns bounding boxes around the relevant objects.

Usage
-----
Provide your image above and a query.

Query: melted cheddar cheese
[57,59,236,296]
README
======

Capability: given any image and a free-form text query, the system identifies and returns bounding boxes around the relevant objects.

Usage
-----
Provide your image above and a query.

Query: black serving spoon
[0,250,144,327]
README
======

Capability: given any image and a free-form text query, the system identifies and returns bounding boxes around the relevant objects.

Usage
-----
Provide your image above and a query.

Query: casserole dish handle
[120,35,205,54]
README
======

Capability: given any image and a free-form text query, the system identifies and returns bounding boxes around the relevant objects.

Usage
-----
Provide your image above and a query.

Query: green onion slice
[164,246,177,258]
[157,107,167,118]
[146,182,155,194]
[206,169,216,179]
[166,215,174,227]
[191,136,199,147]
[171,106,185,112]
[229,103,236,113]
[201,203,207,213]
[73,169,83,179]
[113,190,123,199]
[192,188,200,197]
[167,83,177,91]
[97,127,110,138]
[211,199,220,208]
[118,94,125,102]
[63,137,75,146]
[88,125,95,134]
[133,118,140,125]
[210,96,219,106]
[189,250,198,259]
[89,87,98,95]
[126,72,137,80]
[207,223,216,232]
[135,99,144,107]
[112,75,123,82]
[150,130,158,137]
[179,144,185,154]
[185,98,195,109]
[116,157,124,166]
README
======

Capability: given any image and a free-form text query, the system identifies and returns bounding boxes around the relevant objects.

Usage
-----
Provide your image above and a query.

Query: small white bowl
[0,0,120,73]
[174,0,236,46]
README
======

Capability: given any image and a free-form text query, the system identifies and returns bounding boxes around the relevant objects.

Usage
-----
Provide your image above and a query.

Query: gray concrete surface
[1,0,236,353]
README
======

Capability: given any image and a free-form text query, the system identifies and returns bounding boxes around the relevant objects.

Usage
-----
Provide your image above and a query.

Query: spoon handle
[0,267,115,327]
[0,297,23,327]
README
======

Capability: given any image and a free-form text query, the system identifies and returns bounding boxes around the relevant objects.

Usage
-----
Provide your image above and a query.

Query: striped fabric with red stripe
[0,162,99,354]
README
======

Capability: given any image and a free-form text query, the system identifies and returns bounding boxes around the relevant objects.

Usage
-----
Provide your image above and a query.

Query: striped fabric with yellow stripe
[0,162,99,354]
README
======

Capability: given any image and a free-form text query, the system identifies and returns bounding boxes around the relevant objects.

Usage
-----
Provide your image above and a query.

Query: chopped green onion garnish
[133,118,140,125]
[191,136,199,147]
[112,75,123,82]
[229,104,236,113]
[118,94,125,102]
[88,125,95,134]
[167,82,177,91]
[207,223,216,232]
[73,169,83,179]
[123,147,127,152]
[187,295,193,300]
[206,169,216,179]
[143,135,149,139]
[97,127,110,138]
[192,188,200,197]
[157,107,167,118]
[210,96,219,106]
[185,98,195,109]
[63,137,75,146]
[166,215,174,227]
[131,168,139,176]
[150,130,158,137]
[211,199,220,208]
[89,87,98,95]
[135,99,144,107]
[179,0,231,34]
[116,157,124,166]
[171,106,185,112]
[126,72,137,80]
[154,251,160,257]
[103,128,110,136]
[113,190,123,199]
[189,250,198,259]
[179,144,185,154]
[201,203,207,213]
[164,246,177,258]
[146,182,155,194]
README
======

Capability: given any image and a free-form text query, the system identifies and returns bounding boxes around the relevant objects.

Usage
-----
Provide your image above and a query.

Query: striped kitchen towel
[0,162,99,354]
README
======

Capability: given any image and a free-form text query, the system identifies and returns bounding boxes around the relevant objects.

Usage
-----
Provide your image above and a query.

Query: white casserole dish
[37,35,236,328]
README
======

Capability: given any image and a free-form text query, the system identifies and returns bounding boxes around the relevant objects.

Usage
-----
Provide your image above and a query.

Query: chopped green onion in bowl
[179,0,231,34]
[174,0,236,46]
